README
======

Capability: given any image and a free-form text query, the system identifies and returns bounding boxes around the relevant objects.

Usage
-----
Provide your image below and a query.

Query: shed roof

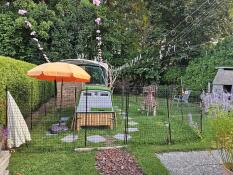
[213,68,233,85]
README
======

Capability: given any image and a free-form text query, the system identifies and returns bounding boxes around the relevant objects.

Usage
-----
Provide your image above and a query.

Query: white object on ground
[127,128,139,132]
[61,134,78,143]
[114,133,131,140]
[60,117,70,122]
[7,91,31,148]
[128,121,138,126]
[87,135,106,143]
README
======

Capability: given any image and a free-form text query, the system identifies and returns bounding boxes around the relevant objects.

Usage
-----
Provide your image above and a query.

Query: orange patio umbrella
[27,62,91,117]
[27,62,90,82]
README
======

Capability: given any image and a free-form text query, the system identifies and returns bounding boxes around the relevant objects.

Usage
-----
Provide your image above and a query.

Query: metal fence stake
[200,102,203,133]
[5,86,8,127]
[84,87,87,147]
[166,89,172,145]
[30,82,33,130]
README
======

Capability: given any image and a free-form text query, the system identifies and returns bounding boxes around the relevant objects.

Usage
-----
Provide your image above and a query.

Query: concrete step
[0,151,11,174]
[3,170,9,175]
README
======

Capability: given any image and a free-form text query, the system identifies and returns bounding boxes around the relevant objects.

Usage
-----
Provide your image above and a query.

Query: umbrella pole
[59,81,63,119]
[54,80,57,115]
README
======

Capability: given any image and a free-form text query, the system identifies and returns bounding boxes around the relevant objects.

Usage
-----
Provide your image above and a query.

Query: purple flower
[95,18,101,25]
[93,0,101,6]
[2,128,8,139]
[18,9,27,15]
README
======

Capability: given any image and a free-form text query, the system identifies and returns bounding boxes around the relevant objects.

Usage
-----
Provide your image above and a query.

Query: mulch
[96,149,144,175]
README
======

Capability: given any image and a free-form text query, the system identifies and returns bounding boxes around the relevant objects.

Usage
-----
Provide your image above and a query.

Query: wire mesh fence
[1,83,204,152]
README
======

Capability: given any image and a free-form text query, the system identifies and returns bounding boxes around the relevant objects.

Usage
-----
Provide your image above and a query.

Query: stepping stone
[114,133,132,141]
[87,135,106,143]
[122,117,133,120]
[121,112,127,116]
[127,128,139,132]
[61,134,78,143]
[128,121,138,126]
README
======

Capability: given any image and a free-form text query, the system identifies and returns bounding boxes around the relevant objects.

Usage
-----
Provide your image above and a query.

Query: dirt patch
[96,149,143,175]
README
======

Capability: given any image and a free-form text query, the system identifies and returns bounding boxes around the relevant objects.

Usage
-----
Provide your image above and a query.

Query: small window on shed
[100,93,109,96]
[83,92,92,96]
[223,85,232,93]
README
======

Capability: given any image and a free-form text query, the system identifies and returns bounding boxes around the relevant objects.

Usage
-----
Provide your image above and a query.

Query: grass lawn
[10,151,98,175]
[9,95,212,175]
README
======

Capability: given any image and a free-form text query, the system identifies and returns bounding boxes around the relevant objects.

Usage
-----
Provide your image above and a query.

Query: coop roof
[82,85,111,92]
[213,68,233,85]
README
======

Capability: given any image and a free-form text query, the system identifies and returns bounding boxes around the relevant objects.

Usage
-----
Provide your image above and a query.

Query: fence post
[124,90,129,145]
[200,102,203,133]
[166,88,172,145]
[43,82,47,116]
[121,85,125,116]
[5,86,8,127]
[30,82,33,130]
[84,87,87,147]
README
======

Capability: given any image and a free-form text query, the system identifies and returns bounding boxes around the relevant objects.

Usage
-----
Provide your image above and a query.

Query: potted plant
[209,110,233,174]
[0,124,2,154]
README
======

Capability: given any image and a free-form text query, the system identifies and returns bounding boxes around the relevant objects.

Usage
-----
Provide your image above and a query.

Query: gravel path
[156,150,223,175]
[96,149,143,175]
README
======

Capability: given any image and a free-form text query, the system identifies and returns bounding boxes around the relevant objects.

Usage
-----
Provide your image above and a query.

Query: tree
[184,36,233,90]
[0,0,56,64]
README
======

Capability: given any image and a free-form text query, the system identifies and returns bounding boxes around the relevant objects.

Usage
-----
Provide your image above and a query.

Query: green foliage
[183,36,233,90]
[208,109,233,167]
[163,66,185,84]
[0,0,56,64]
[0,56,54,124]
[1,0,233,84]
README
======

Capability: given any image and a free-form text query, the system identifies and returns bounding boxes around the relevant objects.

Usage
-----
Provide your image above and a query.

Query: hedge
[0,56,54,124]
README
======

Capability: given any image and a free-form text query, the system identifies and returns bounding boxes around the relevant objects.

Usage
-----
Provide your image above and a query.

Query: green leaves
[0,56,53,124]
[183,36,233,90]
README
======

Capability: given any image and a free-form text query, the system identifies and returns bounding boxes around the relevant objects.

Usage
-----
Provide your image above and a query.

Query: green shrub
[183,36,233,91]
[208,109,233,170]
[0,56,54,124]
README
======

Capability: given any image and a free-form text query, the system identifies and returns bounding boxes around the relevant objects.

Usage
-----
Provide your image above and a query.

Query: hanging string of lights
[18,8,50,63]
[93,0,103,62]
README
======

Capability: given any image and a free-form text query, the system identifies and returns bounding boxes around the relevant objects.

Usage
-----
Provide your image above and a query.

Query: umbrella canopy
[27,62,90,82]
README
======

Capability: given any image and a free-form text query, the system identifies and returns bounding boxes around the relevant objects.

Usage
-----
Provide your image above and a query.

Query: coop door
[223,85,232,93]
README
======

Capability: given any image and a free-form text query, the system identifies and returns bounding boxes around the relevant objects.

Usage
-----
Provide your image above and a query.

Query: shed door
[223,85,232,93]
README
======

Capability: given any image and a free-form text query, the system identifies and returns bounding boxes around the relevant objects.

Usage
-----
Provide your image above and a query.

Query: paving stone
[114,133,132,141]
[156,150,223,175]
[61,134,78,143]
[87,135,106,143]
[128,121,138,126]
[127,128,139,132]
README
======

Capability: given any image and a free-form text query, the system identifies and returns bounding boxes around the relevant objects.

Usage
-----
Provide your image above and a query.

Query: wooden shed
[213,67,233,93]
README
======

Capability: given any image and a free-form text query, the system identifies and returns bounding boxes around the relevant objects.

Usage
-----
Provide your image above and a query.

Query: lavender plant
[201,91,233,112]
